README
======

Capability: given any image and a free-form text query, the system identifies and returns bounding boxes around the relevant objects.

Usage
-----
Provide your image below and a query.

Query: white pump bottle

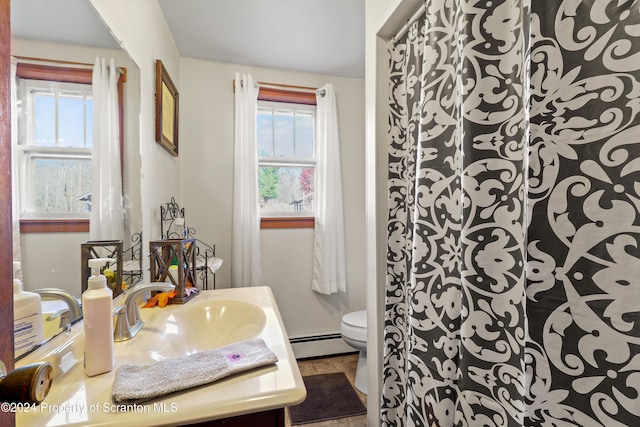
[82,258,114,376]
[13,261,43,358]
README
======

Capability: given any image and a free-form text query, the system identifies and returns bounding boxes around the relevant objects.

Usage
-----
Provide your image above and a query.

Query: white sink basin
[16,286,305,427]
[131,299,267,360]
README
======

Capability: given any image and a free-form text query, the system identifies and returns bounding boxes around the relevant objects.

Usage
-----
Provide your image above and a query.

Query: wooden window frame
[16,62,125,234]
[257,85,317,229]
[258,85,317,105]
[260,217,315,229]
[20,219,89,233]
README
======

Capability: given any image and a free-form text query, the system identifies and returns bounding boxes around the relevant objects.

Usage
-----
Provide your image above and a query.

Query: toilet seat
[341,310,367,342]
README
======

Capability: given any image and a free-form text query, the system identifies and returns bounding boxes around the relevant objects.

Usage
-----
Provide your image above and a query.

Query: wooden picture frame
[155,59,179,156]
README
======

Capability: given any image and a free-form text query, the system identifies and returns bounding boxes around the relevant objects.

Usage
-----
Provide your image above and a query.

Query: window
[17,78,93,217]
[15,63,124,233]
[257,100,316,224]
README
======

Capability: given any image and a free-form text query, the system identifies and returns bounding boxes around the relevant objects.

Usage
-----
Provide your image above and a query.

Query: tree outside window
[257,101,315,216]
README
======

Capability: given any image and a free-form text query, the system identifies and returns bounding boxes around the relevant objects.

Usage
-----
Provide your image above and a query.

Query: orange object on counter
[142,289,177,308]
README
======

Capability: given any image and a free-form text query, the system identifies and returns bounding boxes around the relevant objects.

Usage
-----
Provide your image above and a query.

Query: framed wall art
[155,59,179,156]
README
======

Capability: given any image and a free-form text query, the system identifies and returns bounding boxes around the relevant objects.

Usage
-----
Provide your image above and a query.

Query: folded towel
[111,338,278,405]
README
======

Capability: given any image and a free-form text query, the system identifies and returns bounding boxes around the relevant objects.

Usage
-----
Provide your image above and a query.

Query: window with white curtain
[16,77,93,218]
[256,100,316,217]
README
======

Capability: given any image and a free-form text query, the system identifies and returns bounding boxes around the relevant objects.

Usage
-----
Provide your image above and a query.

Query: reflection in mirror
[11,0,142,358]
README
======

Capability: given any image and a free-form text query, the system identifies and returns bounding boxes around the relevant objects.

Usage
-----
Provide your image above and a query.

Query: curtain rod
[256,81,325,96]
[233,79,326,97]
[391,3,426,44]
[12,55,127,81]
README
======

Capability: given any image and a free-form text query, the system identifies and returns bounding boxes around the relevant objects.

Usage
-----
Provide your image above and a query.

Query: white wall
[178,58,366,345]
[11,38,141,297]
[20,233,85,296]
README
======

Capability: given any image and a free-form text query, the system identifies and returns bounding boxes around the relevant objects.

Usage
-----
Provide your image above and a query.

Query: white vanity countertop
[16,286,306,427]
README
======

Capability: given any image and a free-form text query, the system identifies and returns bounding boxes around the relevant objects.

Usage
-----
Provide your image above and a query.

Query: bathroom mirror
[11,0,143,356]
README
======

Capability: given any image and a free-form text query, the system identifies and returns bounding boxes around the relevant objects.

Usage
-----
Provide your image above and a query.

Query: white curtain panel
[90,57,124,241]
[231,73,261,287]
[312,83,346,295]
[10,58,22,274]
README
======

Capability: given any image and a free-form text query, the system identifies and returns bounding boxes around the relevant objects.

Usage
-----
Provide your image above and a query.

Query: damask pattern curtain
[382,1,640,426]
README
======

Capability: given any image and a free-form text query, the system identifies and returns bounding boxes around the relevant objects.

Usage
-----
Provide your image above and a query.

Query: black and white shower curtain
[382,1,640,426]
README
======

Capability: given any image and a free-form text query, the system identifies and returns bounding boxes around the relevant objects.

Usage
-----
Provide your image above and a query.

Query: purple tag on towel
[226,353,244,362]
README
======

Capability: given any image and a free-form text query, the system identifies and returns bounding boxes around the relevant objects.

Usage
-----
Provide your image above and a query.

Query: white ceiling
[11,0,366,79]
[157,0,365,79]
[11,0,120,50]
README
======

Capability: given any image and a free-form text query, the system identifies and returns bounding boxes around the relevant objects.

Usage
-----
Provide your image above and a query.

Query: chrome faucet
[34,288,82,325]
[46,309,71,332]
[113,282,175,342]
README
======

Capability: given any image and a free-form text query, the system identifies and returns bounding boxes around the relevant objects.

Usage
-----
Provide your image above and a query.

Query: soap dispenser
[82,258,114,376]
[13,261,44,358]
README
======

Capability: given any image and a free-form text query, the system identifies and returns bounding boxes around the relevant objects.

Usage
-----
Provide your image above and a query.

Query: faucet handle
[46,309,71,331]
[113,305,133,342]
[114,282,175,342]
[125,282,175,327]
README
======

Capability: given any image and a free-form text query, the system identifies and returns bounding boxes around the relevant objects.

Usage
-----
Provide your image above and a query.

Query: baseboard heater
[289,332,353,359]
[289,333,342,344]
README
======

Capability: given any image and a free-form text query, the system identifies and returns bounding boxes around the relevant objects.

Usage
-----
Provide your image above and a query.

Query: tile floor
[285,353,368,427]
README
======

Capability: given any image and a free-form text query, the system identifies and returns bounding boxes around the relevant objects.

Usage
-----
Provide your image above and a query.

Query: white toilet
[340,310,367,394]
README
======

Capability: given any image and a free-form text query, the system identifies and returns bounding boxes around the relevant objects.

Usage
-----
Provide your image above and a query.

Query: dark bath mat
[289,372,366,425]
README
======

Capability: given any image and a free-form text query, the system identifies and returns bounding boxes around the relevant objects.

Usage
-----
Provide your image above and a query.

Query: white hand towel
[112,338,278,405]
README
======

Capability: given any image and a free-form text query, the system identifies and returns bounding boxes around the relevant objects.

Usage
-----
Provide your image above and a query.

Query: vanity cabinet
[184,408,285,427]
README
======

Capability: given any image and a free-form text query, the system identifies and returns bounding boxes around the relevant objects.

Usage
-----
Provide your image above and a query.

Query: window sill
[260,217,315,229]
[20,219,89,233]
